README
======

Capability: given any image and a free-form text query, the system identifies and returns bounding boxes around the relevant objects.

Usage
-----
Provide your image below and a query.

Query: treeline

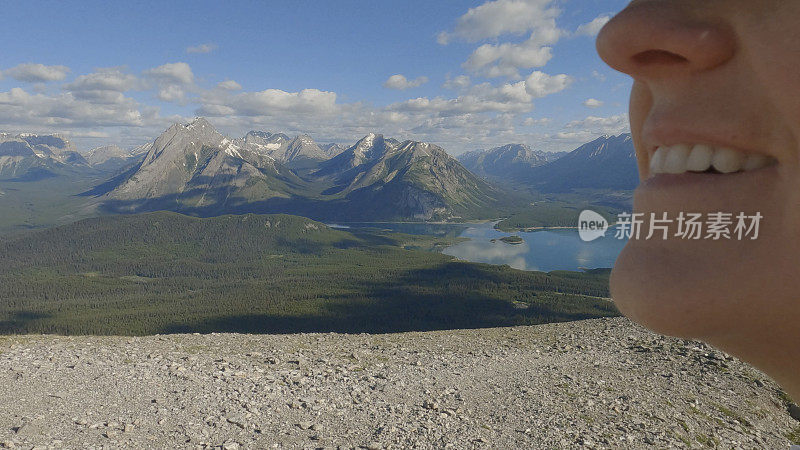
[0,212,617,335]
[496,202,622,230]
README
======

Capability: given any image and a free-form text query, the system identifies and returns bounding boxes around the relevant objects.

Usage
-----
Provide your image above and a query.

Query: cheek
[629,81,652,180]
[629,81,651,129]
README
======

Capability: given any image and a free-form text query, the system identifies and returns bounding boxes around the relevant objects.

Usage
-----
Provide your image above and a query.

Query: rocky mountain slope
[458,143,564,182]
[83,144,150,172]
[0,133,89,180]
[94,120,509,221]
[236,131,328,169]
[320,142,348,158]
[100,118,305,214]
[525,134,639,192]
[1,317,797,449]
[313,133,505,220]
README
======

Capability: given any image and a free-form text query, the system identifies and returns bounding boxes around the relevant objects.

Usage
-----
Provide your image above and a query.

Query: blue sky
[0,0,631,153]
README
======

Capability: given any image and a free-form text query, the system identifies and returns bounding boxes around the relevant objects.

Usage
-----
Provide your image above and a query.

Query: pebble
[0,317,795,448]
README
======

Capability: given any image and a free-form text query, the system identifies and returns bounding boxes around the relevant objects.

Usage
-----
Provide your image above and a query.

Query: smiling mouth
[648,144,778,178]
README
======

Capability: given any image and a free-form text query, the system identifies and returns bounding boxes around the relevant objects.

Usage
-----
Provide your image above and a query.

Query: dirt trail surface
[1,317,797,449]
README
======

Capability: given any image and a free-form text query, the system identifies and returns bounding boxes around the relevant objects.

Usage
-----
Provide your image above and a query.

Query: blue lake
[329,222,628,272]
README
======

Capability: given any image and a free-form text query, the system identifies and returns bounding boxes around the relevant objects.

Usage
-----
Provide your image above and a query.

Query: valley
[0,119,633,336]
[0,212,617,335]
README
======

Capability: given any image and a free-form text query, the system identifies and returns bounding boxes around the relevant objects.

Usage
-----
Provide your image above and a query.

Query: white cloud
[389,81,534,116]
[63,130,111,139]
[199,88,338,117]
[198,104,236,116]
[387,71,568,118]
[583,98,603,108]
[4,63,70,82]
[143,62,195,103]
[65,68,138,93]
[445,0,560,42]
[0,87,155,129]
[235,89,338,115]
[558,113,630,142]
[443,75,471,90]
[524,117,551,126]
[63,68,141,104]
[186,43,218,54]
[442,0,563,78]
[463,29,561,78]
[566,114,628,130]
[591,70,606,82]
[156,85,188,103]
[575,15,611,37]
[144,62,194,85]
[217,80,242,91]
[383,74,429,90]
[524,71,572,97]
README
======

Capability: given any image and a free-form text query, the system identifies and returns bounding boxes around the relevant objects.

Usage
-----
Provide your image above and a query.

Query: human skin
[596,0,800,401]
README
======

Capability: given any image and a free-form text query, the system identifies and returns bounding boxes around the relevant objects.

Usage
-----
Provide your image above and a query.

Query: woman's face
[597,1,800,344]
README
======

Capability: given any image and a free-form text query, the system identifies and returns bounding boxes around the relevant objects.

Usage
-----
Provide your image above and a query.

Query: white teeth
[711,147,744,173]
[686,144,713,172]
[649,144,776,177]
[650,147,667,174]
[663,144,690,174]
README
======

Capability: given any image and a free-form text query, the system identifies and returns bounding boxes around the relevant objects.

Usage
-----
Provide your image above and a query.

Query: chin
[610,221,792,341]
[610,240,723,339]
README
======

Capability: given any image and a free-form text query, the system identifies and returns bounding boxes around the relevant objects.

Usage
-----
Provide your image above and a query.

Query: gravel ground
[0,317,797,449]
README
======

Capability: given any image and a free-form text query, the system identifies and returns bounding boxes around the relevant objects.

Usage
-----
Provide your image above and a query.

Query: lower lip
[635,165,780,207]
[640,165,780,191]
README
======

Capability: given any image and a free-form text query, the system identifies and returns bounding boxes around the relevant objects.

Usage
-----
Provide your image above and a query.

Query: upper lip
[641,121,779,164]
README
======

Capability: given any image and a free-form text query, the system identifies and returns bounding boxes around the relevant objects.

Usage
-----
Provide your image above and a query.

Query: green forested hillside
[0,212,617,335]
[496,201,623,231]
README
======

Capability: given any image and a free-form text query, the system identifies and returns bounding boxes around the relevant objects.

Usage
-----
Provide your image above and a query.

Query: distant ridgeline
[0,212,618,335]
[458,135,638,192]
[0,119,638,232]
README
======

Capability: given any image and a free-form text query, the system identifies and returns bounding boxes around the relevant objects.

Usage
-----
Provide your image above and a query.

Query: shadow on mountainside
[157,262,618,335]
[89,172,507,222]
[92,188,373,222]
[0,311,53,334]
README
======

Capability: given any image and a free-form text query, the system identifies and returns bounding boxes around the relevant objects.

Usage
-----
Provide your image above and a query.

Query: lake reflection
[329,221,628,272]
[443,222,628,271]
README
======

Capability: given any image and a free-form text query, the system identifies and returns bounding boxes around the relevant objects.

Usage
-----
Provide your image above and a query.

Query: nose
[596,1,736,77]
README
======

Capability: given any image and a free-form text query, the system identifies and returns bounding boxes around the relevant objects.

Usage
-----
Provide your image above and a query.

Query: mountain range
[235,131,331,169]
[458,143,566,181]
[0,133,89,180]
[312,133,502,220]
[522,134,638,192]
[457,137,637,193]
[0,118,639,227]
[94,118,504,221]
